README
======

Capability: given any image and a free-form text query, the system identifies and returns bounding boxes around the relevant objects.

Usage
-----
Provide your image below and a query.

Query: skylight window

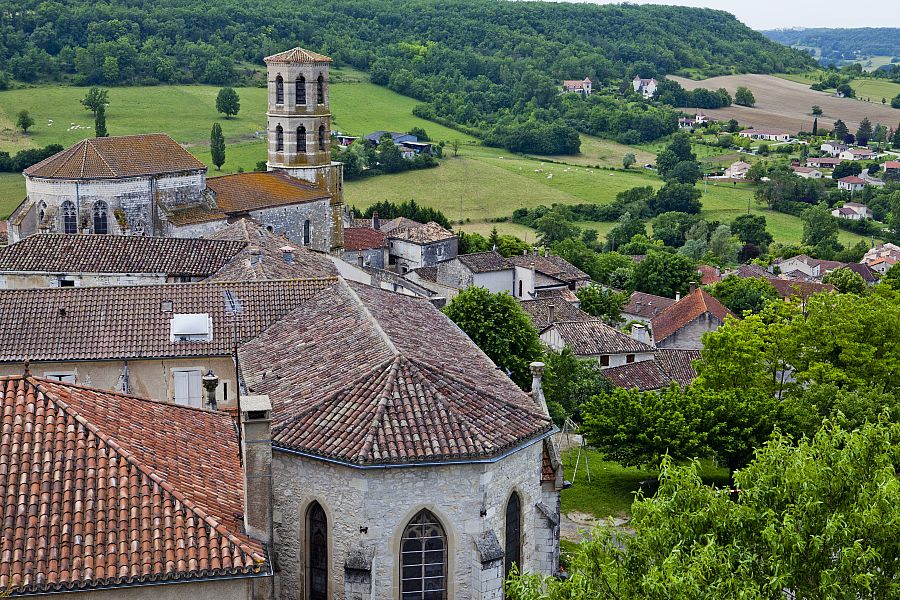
[170,313,213,342]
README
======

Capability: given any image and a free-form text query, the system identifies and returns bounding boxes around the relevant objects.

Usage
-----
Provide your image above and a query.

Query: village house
[791,166,823,179]
[884,161,900,176]
[540,319,655,367]
[632,76,657,99]
[838,147,876,161]
[837,175,867,193]
[602,348,700,391]
[831,201,872,220]
[435,250,516,294]
[806,157,843,169]
[724,160,752,179]
[238,279,564,600]
[519,295,594,331]
[739,128,791,142]
[387,220,458,273]
[862,242,900,274]
[820,142,849,157]
[621,290,676,325]
[562,77,592,95]
[650,287,734,350]
[343,226,388,269]
[0,375,272,599]
[508,251,591,295]
[775,254,845,280]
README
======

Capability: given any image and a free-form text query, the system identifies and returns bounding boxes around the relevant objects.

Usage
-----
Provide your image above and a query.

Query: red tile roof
[550,320,654,355]
[603,349,700,391]
[0,234,245,276]
[622,291,676,320]
[838,176,867,184]
[239,281,553,465]
[769,278,835,300]
[697,264,721,285]
[264,47,333,64]
[0,278,336,362]
[24,134,207,180]
[651,288,734,344]
[207,172,330,214]
[343,226,386,251]
[884,161,900,170]
[0,376,267,595]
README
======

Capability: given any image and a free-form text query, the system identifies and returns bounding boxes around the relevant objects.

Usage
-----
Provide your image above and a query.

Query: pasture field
[670,74,899,133]
[777,72,900,107]
[0,173,24,217]
[537,135,656,168]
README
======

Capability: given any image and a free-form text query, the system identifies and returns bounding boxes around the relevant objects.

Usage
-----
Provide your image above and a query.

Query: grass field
[538,135,656,168]
[775,72,900,109]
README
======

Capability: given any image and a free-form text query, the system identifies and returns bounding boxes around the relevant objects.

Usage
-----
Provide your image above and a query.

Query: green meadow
[776,72,900,107]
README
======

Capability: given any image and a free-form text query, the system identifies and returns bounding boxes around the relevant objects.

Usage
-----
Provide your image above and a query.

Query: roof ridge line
[356,356,403,461]
[29,377,267,566]
[340,278,399,357]
[85,138,117,178]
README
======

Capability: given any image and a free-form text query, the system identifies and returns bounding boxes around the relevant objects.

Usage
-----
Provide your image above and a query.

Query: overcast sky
[561,0,900,30]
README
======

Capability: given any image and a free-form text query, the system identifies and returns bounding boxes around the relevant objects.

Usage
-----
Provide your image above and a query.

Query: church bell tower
[264,47,343,251]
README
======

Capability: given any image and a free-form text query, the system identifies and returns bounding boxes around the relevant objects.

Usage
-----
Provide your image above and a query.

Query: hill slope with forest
[2,0,814,153]
[762,28,900,65]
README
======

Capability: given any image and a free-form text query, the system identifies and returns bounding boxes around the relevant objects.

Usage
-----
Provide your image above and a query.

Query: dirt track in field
[670,74,899,133]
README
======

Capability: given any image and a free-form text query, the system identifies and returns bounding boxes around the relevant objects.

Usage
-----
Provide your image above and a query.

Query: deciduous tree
[734,86,755,107]
[215,87,241,118]
[575,284,625,325]
[631,251,696,298]
[15,110,33,133]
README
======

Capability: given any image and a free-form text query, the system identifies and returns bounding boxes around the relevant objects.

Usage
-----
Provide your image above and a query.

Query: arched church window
[316,74,324,104]
[92,201,109,234]
[296,76,306,105]
[505,492,522,579]
[297,125,306,153]
[400,509,447,600]
[61,200,77,235]
[275,125,284,152]
[318,125,326,152]
[307,501,328,600]
[303,220,311,245]
[275,75,284,104]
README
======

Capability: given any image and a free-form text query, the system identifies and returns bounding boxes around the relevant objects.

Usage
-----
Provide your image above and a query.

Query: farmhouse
[739,128,791,142]
[831,201,872,220]
[632,76,657,99]
[791,166,823,179]
[820,142,849,156]
[562,77,592,95]
[883,161,900,175]
[650,287,733,350]
[540,319,655,367]
[806,157,842,168]
[837,175,867,192]
[838,147,875,161]
[725,160,752,179]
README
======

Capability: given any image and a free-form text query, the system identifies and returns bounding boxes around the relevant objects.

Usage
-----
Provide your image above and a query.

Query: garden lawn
[0,172,24,217]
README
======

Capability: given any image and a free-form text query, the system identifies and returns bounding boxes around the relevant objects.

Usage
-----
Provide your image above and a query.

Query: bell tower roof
[264,47,333,65]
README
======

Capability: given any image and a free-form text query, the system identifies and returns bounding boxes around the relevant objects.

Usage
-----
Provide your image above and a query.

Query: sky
[562,0,900,30]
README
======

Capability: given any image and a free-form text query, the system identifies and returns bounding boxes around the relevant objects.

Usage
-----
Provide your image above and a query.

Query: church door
[308,502,328,600]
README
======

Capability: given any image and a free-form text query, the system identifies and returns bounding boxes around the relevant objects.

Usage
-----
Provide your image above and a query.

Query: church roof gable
[264,47,333,64]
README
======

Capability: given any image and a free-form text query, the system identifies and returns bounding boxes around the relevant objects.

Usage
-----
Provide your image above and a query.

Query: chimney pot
[240,395,273,544]
[689,281,697,293]
[281,246,295,264]
[372,211,380,230]
[675,292,681,301]
[201,369,219,411]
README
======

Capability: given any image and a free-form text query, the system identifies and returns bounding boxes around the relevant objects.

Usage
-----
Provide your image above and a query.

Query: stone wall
[656,313,723,350]
[250,200,334,254]
[271,439,556,600]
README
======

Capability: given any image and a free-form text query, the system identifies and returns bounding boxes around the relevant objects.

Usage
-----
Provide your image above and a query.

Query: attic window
[170,313,213,342]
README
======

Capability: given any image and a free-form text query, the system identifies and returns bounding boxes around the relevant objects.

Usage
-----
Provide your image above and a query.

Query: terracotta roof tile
[650,288,734,344]
[0,234,245,276]
[603,349,700,391]
[343,227,386,251]
[769,278,835,299]
[23,134,206,180]
[550,320,654,355]
[519,297,593,330]
[457,251,512,273]
[378,217,423,235]
[0,376,266,595]
[0,278,336,362]
[622,291,676,320]
[389,221,456,244]
[697,264,721,285]
[508,254,590,285]
[207,172,330,214]
[264,47,333,64]
[239,281,552,465]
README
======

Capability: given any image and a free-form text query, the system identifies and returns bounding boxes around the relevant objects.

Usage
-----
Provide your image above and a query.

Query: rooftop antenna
[223,290,244,454]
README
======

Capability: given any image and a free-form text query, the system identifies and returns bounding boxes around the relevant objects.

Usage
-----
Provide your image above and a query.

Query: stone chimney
[689,281,697,293]
[201,369,219,411]
[675,292,681,302]
[529,362,549,416]
[372,211,380,230]
[631,323,651,346]
[241,395,273,544]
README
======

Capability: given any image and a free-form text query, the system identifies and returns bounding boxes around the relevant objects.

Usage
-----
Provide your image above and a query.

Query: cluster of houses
[334,130,435,159]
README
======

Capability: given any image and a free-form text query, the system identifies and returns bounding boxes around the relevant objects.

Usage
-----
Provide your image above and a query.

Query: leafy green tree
[15,110,33,133]
[801,203,840,255]
[734,86,755,107]
[730,214,772,247]
[542,347,611,425]
[496,235,531,257]
[655,132,696,177]
[832,160,862,179]
[881,262,900,290]
[650,182,702,215]
[534,210,580,245]
[407,126,429,141]
[833,119,849,141]
[102,55,119,83]
[811,104,822,116]
[210,122,225,170]
[663,159,702,184]
[593,252,635,284]
[81,87,108,118]
[822,266,867,294]
[707,224,740,264]
[575,284,626,325]
[605,212,645,251]
[215,87,241,118]
[707,274,778,315]
[376,136,405,173]
[632,251,696,297]
[94,105,108,137]
[836,82,855,98]
[442,286,543,388]
[509,418,900,600]
[449,139,460,157]
[892,94,900,109]
[651,211,700,247]
[622,152,636,169]
[856,116,873,146]
[811,116,818,136]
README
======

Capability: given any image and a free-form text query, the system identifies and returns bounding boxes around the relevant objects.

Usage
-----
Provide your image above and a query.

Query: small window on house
[600,355,610,367]
[626,354,635,364]
[316,74,324,104]
[297,125,307,153]
[58,278,76,287]
[518,280,523,297]
[318,124,326,151]
[172,369,202,408]
[170,313,213,342]
[296,76,306,105]
[38,201,47,225]
[275,125,284,152]
[275,75,284,104]
[61,200,77,234]
[303,220,311,245]
[92,201,108,234]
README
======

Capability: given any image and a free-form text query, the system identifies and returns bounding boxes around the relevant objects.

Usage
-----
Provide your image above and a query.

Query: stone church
[7,48,344,253]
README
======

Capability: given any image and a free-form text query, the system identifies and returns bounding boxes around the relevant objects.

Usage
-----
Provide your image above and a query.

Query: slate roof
[844,262,878,283]
[0,376,267,595]
[239,280,553,465]
[205,219,337,281]
[23,134,206,180]
[457,251,512,273]
[603,349,700,391]
[0,278,336,362]
[0,234,245,276]
[549,320,653,355]
[343,227,386,251]
[651,288,734,344]
[508,254,590,286]
[622,291,676,320]
[264,47,332,64]
[389,222,456,244]
[207,172,331,214]
[519,297,593,330]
